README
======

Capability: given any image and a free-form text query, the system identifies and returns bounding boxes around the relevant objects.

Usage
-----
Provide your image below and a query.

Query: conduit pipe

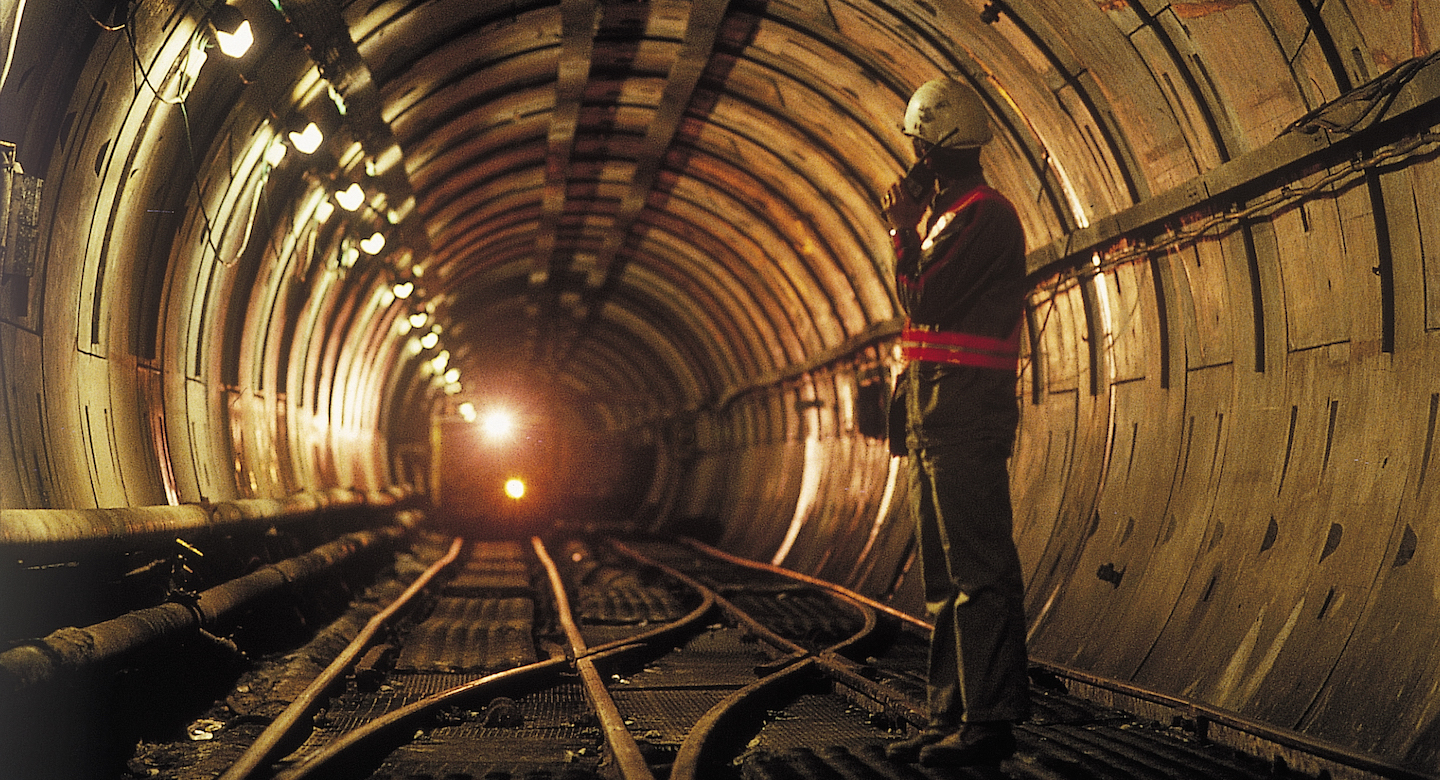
[0,513,418,696]
[0,487,413,567]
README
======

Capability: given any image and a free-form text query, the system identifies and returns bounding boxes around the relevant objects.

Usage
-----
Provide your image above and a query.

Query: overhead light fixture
[288,122,323,154]
[211,4,253,58]
[420,331,439,350]
[458,402,477,422]
[360,231,385,254]
[314,198,335,223]
[444,368,460,384]
[392,281,414,299]
[408,311,428,328]
[335,183,364,211]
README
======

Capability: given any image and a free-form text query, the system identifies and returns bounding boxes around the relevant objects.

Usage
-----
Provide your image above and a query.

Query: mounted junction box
[1,142,42,278]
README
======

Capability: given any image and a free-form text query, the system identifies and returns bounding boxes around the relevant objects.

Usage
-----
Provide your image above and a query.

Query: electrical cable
[1284,49,1440,136]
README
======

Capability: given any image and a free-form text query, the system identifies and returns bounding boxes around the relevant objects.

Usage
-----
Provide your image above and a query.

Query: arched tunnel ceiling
[282,0,1047,427]
[28,0,1427,437]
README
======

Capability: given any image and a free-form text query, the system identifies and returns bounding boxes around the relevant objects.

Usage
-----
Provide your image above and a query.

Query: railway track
[116,531,1401,780]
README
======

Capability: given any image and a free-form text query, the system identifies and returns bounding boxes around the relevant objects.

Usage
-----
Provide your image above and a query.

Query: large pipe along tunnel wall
[2,0,1439,773]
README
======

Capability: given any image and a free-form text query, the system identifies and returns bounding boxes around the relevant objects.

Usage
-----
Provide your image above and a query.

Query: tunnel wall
[4,0,1439,773]
[0,2,404,509]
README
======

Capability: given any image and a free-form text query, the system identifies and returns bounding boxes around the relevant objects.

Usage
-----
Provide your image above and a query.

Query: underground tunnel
[1,0,1439,776]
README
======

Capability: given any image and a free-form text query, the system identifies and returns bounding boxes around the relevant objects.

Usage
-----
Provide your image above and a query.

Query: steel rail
[275,576,717,780]
[679,537,1439,780]
[672,656,824,780]
[531,536,658,780]
[612,541,919,718]
[218,536,465,780]
[681,537,932,631]
[608,540,926,780]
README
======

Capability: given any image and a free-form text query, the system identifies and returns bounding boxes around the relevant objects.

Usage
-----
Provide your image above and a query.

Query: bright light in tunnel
[360,232,386,254]
[288,122,323,154]
[215,19,253,57]
[445,382,462,395]
[431,350,449,372]
[481,410,516,441]
[444,368,460,384]
[458,402,477,422]
[336,183,365,211]
[504,479,525,500]
[420,330,439,349]
[210,4,252,57]
[408,312,428,328]
[392,281,414,299]
[264,140,287,167]
[314,199,335,223]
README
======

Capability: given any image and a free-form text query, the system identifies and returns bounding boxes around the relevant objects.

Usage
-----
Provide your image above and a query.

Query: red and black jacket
[888,173,1027,453]
[893,175,1026,372]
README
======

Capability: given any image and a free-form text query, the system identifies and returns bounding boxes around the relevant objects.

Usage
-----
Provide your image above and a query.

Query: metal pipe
[0,521,411,695]
[1,487,412,566]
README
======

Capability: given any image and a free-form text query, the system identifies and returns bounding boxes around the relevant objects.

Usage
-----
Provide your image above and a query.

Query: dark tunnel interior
[2,0,1440,771]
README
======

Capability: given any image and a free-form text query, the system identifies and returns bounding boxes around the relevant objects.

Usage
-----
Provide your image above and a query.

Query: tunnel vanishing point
[1,0,1439,774]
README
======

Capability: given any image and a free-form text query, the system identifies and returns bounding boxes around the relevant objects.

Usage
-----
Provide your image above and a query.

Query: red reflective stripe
[901,344,1018,370]
[901,323,1021,370]
[903,325,1019,354]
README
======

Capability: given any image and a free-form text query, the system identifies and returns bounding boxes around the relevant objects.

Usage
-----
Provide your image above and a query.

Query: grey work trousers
[910,439,1031,725]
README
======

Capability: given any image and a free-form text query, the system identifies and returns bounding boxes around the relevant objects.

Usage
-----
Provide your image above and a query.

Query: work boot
[917,721,1016,767]
[883,725,951,763]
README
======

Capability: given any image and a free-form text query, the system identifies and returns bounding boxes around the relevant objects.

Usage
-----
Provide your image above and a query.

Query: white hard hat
[903,79,992,149]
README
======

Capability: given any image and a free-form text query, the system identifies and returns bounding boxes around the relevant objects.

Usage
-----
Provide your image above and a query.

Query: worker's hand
[881,179,926,236]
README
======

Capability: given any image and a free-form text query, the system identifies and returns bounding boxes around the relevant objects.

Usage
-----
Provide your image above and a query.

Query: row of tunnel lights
[192,3,398,269]
[196,4,452,396]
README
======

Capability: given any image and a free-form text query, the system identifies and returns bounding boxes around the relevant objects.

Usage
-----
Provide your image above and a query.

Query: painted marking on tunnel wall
[1278,405,1299,494]
[1417,392,1438,497]
[1322,399,1340,473]
[1393,525,1417,567]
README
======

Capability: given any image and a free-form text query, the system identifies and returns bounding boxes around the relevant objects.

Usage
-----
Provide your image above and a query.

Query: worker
[879,78,1032,767]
